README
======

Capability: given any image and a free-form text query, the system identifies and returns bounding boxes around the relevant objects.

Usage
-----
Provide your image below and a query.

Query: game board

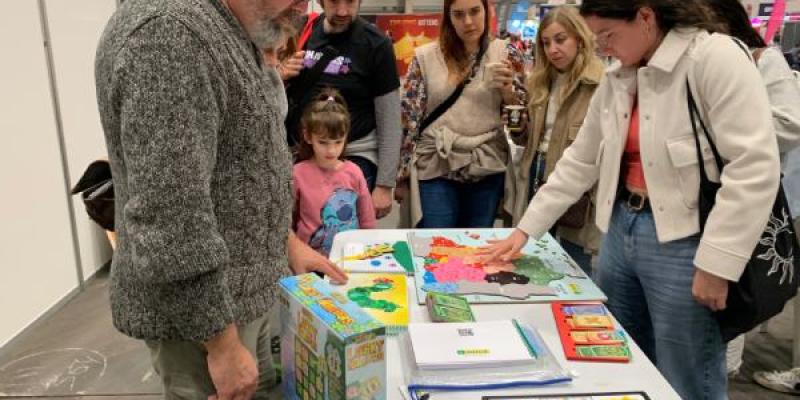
[336,241,414,274]
[410,229,606,304]
[332,273,409,334]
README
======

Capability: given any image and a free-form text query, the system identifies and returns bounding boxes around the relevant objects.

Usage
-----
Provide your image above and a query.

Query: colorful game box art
[331,273,409,334]
[409,229,607,304]
[279,274,387,400]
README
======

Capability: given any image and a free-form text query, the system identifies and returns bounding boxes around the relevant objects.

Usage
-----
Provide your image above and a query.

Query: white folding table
[331,229,681,399]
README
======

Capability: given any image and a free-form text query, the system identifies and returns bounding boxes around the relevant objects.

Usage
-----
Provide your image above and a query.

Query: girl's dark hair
[297,88,350,161]
[704,0,767,48]
[580,0,718,33]
[440,0,491,78]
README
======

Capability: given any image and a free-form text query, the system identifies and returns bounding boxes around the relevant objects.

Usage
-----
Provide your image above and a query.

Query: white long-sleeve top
[757,47,800,153]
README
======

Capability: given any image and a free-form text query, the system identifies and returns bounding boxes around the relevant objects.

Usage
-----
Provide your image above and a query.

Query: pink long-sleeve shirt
[293,160,376,256]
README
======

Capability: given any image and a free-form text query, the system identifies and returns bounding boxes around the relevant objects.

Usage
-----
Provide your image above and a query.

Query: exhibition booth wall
[0,0,116,349]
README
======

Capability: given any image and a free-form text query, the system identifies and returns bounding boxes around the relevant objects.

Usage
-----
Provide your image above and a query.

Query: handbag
[686,79,800,342]
[71,160,115,231]
[557,193,590,229]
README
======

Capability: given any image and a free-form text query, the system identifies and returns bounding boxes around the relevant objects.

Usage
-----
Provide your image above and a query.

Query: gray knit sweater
[95,0,292,342]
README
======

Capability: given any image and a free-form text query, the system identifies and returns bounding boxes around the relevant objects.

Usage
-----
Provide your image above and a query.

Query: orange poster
[376,14,442,77]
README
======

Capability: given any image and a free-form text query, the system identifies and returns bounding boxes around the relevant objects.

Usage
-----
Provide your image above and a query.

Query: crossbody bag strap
[685,79,725,173]
[685,36,756,173]
[296,13,319,51]
[418,39,489,135]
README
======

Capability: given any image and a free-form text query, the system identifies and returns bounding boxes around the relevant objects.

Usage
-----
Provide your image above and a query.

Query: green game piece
[433,304,475,322]
[392,241,415,274]
[575,345,631,359]
[426,292,475,322]
[429,292,471,310]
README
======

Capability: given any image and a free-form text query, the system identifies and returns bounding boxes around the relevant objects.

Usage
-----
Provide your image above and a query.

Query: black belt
[620,188,650,212]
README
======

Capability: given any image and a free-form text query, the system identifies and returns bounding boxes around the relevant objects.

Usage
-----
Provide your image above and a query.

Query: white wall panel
[0,0,80,348]
[44,0,116,279]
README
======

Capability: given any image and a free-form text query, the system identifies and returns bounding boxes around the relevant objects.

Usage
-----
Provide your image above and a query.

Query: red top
[623,99,647,191]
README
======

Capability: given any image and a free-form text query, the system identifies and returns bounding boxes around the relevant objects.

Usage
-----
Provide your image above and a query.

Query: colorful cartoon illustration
[410,229,606,304]
[303,50,353,75]
[293,336,324,399]
[334,274,409,334]
[346,376,383,400]
[324,56,352,75]
[309,188,359,256]
[342,243,394,261]
[347,277,400,312]
[337,241,414,274]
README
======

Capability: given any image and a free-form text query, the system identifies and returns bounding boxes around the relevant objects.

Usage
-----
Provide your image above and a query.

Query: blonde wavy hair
[528,6,598,108]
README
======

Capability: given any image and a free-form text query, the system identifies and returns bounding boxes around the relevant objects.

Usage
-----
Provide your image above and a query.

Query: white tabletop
[331,229,681,400]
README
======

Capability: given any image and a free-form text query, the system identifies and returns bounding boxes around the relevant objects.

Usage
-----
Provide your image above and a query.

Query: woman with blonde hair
[506,6,605,274]
[395,0,526,228]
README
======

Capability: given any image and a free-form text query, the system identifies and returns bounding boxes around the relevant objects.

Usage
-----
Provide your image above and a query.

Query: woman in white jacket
[483,1,782,398]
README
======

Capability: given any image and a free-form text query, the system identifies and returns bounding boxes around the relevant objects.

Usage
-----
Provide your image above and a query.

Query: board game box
[279,274,387,400]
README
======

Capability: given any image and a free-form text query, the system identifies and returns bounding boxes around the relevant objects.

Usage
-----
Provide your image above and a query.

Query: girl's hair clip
[326,96,335,102]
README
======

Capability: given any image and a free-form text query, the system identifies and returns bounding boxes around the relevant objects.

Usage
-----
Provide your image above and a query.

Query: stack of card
[408,320,535,370]
[426,292,475,323]
[551,302,631,362]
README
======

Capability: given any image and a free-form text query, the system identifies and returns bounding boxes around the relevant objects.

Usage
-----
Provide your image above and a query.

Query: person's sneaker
[753,368,800,394]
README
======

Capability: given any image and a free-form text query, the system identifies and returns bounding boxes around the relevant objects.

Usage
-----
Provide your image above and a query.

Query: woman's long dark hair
[580,0,718,33]
[440,0,490,79]
[704,0,767,48]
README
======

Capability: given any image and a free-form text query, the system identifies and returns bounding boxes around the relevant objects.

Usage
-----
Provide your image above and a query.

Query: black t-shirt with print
[295,16,400,142]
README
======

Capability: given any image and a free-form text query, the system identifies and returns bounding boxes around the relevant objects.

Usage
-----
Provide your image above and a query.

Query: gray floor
[0,265,797,399]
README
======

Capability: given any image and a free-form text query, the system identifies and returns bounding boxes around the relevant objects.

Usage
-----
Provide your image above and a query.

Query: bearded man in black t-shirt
[285,0,402,220]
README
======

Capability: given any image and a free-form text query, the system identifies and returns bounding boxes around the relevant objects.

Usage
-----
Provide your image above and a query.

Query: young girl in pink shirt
[293,90,377,257]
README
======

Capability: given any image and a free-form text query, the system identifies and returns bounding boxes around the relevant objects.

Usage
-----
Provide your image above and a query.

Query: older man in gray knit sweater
[95,0,347,398]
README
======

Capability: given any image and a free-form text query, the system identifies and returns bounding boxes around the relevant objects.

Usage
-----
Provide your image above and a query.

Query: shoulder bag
[686,78,800,342]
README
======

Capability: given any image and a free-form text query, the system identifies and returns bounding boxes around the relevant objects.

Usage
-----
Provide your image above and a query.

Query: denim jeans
[595,200,727,400]
[418,173,505,228]
[347,156,377,192]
